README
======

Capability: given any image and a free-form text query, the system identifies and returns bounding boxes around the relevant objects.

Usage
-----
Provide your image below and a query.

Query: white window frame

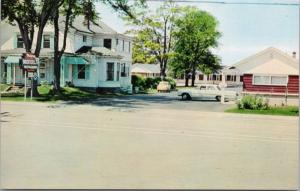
[252,74,288,86]
[43,35,51,48]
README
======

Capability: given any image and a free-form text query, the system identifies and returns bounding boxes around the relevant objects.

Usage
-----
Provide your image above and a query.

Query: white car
[177,84,238,101]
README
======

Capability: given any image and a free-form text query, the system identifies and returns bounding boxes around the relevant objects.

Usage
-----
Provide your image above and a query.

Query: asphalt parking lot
[61,91,235,112]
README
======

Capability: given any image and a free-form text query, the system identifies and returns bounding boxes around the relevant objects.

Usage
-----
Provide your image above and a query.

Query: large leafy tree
[2,0,63,96]
[172,7,221,86]
[126,0,179,80]
[1,0,145,95]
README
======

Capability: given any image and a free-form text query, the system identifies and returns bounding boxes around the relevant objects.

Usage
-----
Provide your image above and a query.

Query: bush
[131,75,177,91]
[132,75,146,90]
[237,95,269,110]
[165,77,176,90]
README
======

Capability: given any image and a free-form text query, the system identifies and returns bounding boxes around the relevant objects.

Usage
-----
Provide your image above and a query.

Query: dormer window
[43,35,50,48]
[83,35,87,43]
[17,35,24,48]
[104,39,112,49]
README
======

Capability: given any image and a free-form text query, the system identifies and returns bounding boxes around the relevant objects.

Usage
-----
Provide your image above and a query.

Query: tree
[2,0,145,95]
[172,7,221,86]
[126,0,179,80]
[2,0,63,96]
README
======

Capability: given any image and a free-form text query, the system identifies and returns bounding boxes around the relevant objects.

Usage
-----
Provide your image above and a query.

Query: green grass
[0,85,123,102]
[226,106,299,116]
[0,84,9,92]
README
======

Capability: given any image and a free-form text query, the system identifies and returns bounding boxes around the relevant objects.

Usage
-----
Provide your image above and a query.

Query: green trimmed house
[0,16,133,93]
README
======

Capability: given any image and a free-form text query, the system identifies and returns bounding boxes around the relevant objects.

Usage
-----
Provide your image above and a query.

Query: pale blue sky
[96,0,299,65]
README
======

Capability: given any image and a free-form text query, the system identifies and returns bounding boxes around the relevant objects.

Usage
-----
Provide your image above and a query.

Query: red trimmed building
[224,47,299,95]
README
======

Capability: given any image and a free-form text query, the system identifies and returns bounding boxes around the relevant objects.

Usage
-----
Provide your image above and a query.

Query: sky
[95,0,299,65]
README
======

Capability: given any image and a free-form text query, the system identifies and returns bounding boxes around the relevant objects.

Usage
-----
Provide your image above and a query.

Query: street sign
[22,53,38,71]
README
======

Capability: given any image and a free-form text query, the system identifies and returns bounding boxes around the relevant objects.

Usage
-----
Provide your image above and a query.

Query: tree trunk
[185,70,189,87]
[53,9,61,94]
[191,67,196,87]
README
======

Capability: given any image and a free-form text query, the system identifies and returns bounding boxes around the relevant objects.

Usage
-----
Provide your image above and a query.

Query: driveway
[61,91,234,112]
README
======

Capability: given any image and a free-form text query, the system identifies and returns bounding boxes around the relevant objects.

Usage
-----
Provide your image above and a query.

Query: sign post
[20,53,38,100]
[24,71,27,101]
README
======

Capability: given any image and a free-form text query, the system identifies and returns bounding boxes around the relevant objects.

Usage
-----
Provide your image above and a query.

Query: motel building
[190,47,298,96]
[0,16,133,93]
[222,47,299,95]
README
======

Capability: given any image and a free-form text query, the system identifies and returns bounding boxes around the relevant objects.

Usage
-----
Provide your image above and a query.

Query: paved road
[61,91,234,112]
[0,98,298,189]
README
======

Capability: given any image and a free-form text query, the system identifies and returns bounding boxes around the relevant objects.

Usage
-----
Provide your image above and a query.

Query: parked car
[177,84,238,101]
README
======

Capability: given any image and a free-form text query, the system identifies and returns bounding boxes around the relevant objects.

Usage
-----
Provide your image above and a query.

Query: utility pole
[221,72,225,104]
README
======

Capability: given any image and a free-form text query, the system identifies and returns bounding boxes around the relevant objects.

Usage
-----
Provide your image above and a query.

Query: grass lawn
[226,106,299,116]
[0,84,9,92]
[0,85,123,102]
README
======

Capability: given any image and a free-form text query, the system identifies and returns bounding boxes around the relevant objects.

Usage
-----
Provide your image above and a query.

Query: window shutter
[13,33,17,49]
[72,65,78,79]
[85,65,90,79]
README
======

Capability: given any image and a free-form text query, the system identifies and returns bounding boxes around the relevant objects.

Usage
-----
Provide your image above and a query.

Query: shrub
[237,95,269,110]
[165,77,176,90]
[132,75,176,91]
[132,75,146,90]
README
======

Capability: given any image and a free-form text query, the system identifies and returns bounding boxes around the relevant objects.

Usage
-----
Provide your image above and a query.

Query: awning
[61,56,89,65]
[4,56,20,64]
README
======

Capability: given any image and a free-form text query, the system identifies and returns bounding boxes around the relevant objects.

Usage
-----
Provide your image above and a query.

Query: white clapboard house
[0,16,133,93]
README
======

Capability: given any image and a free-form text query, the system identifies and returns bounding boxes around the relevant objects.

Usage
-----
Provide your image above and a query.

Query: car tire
[216,96,221,101]
[182,93,191,101]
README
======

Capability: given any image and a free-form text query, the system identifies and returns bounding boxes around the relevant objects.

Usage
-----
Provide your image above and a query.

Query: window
[207,86,215,91]
[199,74,204,80]
[199,85,206,90]
[104,39,112,49]
[107,62,114,81]
[117,63,120,81]
[43,35,50,48]
[121,63,127,77]
[271,76,287,85]
[39,62,46,68]
[17,35,24,48]
[77,65,86,79]
[83,35,87,43]
[116,38,119,45]
[40,72,45,78]
[122,40,125,51]
[253,75,288,86]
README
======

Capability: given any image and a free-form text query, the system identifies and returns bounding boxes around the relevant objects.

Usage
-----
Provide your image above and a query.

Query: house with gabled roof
[0,16,133,93]
[131,63,160,78]
[223,47,299,95]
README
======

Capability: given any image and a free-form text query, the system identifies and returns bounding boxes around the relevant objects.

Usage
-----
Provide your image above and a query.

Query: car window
[199,86,206,90]
[207,86,215,91]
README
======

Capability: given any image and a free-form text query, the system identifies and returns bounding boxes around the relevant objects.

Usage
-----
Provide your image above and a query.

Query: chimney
[292,51,296,58]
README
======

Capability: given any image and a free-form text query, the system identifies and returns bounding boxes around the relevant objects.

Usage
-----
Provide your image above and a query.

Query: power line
[145,0,300,6]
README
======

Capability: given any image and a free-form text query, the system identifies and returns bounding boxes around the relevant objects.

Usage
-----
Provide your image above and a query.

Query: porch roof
[4,56,20,64]
[61,56,89,65]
